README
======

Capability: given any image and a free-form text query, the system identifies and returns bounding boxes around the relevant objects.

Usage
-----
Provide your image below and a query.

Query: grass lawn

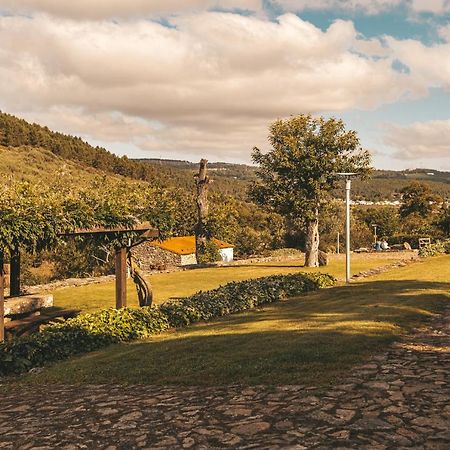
[51,253,407,313]
[24,255,449,387]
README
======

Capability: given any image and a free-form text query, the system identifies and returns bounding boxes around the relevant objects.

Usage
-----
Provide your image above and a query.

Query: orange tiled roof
[150,236,234,255]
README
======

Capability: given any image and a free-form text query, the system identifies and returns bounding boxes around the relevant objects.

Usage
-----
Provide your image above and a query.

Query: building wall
[219,247,234,262]
[180,253,197,266]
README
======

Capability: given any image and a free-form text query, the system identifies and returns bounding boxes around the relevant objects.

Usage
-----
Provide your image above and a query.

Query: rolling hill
[1,110,449,202]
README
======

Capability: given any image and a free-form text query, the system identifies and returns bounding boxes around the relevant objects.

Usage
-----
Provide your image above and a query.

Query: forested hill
[0,111,246,197]
[1,111,449,201]
[138,160,450,201]
[0,111,189,191]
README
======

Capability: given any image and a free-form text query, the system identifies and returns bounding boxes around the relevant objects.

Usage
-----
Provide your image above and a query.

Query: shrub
[418,241,450,257]
[0,272,335,376]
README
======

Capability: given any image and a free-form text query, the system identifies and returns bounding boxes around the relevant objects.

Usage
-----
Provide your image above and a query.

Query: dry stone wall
[132,242,182,271]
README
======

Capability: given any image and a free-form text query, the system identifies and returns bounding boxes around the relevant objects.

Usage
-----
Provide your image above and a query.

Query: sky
[0,1,449,170]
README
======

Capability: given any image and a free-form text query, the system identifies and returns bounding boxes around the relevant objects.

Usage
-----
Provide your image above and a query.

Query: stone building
[132,236,234,271]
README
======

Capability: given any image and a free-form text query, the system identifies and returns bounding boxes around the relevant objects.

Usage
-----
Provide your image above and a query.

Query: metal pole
[345,178,351,284]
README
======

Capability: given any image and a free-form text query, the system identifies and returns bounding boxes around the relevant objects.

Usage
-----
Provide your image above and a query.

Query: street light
[337,173,358,284]
[371,223,378,245]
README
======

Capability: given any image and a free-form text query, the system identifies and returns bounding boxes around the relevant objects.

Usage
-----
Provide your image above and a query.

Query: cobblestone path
[0,309,448,450]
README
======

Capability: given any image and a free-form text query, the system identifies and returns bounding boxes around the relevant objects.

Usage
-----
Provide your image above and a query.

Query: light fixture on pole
[337,173,358,284]
[371,223,378,244]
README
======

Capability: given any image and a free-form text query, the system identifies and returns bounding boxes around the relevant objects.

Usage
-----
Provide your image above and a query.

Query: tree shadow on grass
[28,279,449,387]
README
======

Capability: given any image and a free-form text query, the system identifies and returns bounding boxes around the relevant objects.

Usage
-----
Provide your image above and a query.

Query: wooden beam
[10,245,20,297]
[0,251,5,342]
[115,247,127,309]
[62,223,159,237]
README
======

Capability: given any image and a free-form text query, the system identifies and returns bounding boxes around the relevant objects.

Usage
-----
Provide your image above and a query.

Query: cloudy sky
[0,1,449,170]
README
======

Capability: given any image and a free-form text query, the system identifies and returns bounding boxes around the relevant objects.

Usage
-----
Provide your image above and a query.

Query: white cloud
[0,1,262,19]
[277,0,403,15]
[2,0,449,19]
[384,119,450,161]
[411,0,450,14]
[385,36,450,90]
[0,12,424,161]
[0,10,448,162]
[278,0,450,15]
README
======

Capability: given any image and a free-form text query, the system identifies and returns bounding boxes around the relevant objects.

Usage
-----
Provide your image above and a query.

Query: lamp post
[371,223,378,245]
[337,173,357,284]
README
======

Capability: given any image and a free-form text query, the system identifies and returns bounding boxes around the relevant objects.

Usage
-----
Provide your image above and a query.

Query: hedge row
[0,272,335,376]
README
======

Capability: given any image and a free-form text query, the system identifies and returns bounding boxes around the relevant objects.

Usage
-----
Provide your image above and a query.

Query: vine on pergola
[0,177,173,301]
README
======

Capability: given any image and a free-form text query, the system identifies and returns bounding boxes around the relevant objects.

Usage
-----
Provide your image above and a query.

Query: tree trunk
[10,244,21,297]
[195,159,211,264]
[304,209,319,267]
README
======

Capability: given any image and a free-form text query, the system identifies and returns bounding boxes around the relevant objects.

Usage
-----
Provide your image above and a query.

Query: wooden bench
[5,309,79,338]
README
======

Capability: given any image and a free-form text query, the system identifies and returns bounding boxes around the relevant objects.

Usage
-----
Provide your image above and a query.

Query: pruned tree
[194,159,212,264]
[249,115,371,267]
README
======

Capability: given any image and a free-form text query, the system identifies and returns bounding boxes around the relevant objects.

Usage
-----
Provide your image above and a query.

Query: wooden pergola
[0,223,158,341]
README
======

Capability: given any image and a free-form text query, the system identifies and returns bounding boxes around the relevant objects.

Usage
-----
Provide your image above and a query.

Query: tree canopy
[250,114,372,266]
[399,181,441,218]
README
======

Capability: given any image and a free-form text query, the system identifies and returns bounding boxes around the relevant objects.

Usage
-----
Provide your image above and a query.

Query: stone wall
[132,242,182,271]
[180,253,197,266]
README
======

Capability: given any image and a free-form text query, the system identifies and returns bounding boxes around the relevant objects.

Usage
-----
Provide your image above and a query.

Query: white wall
[180,253,197,266]
[219,247,234,262]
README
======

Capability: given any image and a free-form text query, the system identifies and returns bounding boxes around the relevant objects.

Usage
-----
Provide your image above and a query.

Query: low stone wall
[4,294,53,317]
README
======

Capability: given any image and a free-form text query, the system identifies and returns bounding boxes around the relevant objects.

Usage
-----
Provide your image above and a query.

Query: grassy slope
[0,146,103,185]
[25,255,449,387]
[50,254,405,312]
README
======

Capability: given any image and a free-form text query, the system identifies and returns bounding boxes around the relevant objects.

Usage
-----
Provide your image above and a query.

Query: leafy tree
[399,182,441,218]
[356,206,400,240]
[250,115,371,266]
[435,206,450,237]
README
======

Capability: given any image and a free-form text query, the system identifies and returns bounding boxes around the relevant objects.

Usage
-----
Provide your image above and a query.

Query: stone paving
[0,308,448,449]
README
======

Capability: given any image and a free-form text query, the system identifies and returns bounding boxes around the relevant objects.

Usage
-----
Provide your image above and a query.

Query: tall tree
[250,115,371,267]
[399,182,441,218]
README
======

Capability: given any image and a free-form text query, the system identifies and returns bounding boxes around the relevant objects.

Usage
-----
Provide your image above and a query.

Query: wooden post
[10,245,21,297]
[115,247,127,308]
[0,251,5,342]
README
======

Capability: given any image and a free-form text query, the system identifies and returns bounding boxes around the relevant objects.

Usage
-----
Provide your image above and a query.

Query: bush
[0,272,335,376]
[418,241,450,257]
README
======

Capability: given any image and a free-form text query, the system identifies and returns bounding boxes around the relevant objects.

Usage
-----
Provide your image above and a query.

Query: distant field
[26,255,449,387]
[50,253,413,313]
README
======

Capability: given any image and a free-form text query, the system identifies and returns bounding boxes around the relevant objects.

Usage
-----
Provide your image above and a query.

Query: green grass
[51,253,405,313]
[23,255,449,387]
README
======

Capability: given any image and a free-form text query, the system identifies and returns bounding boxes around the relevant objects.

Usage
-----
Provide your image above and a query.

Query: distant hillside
[1,111,449,201]
[138,158,450,201]
[0,145,119,186]
[0,111,191,191]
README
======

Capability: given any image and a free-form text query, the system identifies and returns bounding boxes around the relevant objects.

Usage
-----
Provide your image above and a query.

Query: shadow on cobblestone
[0,288,448,449]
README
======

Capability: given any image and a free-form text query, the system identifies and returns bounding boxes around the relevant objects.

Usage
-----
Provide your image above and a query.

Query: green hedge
[418,240,450,257]
[0,272,335,376]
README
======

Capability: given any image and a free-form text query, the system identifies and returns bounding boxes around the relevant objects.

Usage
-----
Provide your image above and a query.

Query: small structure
[0,223,158,341]
[419,237,431,249]
[133,236,234,269]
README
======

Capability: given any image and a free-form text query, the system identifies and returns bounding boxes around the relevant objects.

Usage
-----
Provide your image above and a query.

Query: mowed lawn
[26,255,450,387]
[51,253,407,313]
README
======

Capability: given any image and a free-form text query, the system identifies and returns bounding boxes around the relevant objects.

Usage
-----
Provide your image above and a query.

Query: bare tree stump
[195,159,211,265]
